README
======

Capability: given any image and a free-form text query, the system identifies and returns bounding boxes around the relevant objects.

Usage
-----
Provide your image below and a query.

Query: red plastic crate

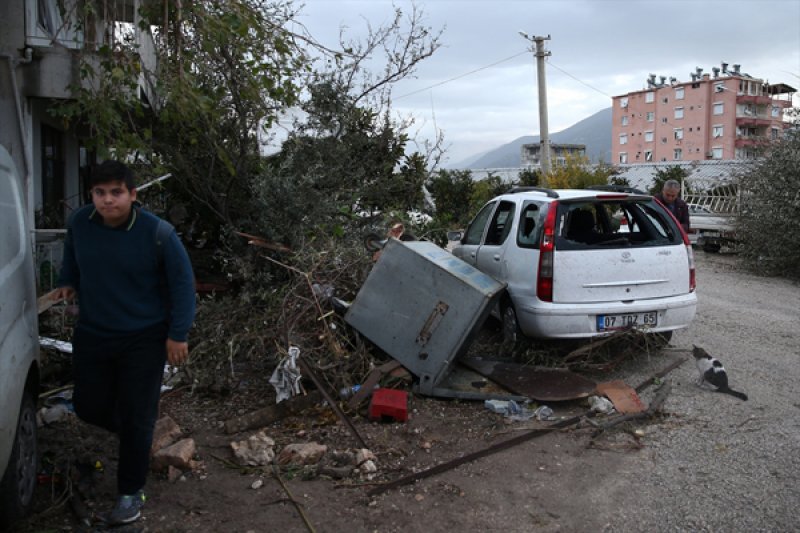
[368,388,408,422]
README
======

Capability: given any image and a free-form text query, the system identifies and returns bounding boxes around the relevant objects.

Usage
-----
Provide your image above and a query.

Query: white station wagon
[449,186,697,343]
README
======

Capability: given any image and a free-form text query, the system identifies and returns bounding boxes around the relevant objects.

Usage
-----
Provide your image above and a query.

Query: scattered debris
[588,395,616,415]
[151,437,197,472]
[344,239,506,399]
[269,346,303,403]
[596,380,646,414]
[276,442,327,466]
[368,388,408,422]
[230,431,276,466]
[250,479,264,490]
[223,391,322,434]
[150,415,183,455]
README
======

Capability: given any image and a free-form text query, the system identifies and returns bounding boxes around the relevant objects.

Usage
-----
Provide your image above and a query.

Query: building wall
[612,70,792,164]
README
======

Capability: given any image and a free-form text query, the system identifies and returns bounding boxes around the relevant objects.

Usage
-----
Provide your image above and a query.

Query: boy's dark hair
[90,160,136,190]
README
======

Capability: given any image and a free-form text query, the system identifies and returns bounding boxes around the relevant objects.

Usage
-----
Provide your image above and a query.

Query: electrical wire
[394,50,529,100]
[546,59,612,98]
[393,49,613,102]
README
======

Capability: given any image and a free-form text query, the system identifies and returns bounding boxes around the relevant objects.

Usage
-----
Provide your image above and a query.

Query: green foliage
[649,166,689,195]
[517,167,541,187]
[470,173,507,213]
[544,154,615,189]
[426,169,475,228]
[737,130,800,279]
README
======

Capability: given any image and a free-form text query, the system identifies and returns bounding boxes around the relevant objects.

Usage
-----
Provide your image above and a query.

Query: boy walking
[53,160,196,525]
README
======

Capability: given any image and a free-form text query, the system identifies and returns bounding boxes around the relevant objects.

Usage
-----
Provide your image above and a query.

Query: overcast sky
[295,0,800,166]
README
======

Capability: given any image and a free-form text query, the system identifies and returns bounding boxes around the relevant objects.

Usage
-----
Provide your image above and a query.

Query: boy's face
[91,180,137,227]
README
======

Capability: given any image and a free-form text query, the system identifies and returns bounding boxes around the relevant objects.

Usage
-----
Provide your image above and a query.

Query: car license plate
[596,311,658,331]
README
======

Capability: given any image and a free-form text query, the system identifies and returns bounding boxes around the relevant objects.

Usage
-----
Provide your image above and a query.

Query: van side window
[484,201,515,246]
[517,203,540,246]
[463,201,496,245]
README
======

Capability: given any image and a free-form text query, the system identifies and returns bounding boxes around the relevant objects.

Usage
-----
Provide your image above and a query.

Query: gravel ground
[586,251,800,532]
[17,251,800,533]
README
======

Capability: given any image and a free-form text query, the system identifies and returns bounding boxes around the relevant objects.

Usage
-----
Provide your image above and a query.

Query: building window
[41,124,65,227]
[621,115,629,126]
[673,148,682,160]
[645,150,653,162]
[712,147,723,159]
[772,106,781,118]
[713,102,724,115]
[712,125,724,138]
[646,111,654,122]
[674,128,684,140]
[771,127,780,140]
[619,134,628,145]
[675,87,685,100]
[674,107,684,119]
[645,91,654,103]
[620,97,629,108]
[644,131,654,142]
[619,152,628,164]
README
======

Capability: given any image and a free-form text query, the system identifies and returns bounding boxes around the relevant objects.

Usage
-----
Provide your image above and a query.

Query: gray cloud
[299,0,800,164]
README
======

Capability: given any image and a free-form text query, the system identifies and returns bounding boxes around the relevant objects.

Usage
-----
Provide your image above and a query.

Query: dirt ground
[11,250,800,533]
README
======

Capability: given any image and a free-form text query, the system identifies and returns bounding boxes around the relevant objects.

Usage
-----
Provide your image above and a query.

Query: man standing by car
[655,179,690,233]
[52,160,195,525]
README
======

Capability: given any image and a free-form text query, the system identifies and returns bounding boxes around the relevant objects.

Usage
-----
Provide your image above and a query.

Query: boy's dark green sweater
[58,204,195,342]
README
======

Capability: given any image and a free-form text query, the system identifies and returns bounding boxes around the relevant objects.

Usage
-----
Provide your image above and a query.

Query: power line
[393,50,613,101]
[546,60,612,98]
[394,50,529,100]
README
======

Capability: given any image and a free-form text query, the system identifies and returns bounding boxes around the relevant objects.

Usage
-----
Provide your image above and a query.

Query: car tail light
[537,201,558,302]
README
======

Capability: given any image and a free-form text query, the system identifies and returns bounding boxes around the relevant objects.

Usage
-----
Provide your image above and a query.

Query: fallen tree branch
[271,464,316,533]
[367,410,596,496]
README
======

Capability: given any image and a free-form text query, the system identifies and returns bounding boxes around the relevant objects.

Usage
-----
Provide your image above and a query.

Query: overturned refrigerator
[344,238,509,398]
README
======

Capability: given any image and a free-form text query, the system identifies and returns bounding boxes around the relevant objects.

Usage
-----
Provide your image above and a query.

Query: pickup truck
[685,180,739,253]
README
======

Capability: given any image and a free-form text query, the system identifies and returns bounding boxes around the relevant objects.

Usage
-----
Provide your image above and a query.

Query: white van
[450,187,697,343]
[0,146,40,527]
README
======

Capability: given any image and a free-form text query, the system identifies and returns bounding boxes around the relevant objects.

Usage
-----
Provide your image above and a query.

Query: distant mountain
[452,107,612,169]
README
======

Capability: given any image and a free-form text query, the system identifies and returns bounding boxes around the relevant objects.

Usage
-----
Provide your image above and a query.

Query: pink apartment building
[611,64,795,164]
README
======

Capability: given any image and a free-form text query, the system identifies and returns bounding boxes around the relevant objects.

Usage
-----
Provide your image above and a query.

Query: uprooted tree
[50,0,444,389]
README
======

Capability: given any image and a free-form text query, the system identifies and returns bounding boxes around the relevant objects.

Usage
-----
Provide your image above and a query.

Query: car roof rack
[505,186,559,198]
[586,185,648,194]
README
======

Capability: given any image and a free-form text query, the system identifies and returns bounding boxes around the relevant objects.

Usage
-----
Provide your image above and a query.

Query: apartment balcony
[735,116,771,128]
[734,137,765,148]
[736,94,772,105]
[22,0,156,103]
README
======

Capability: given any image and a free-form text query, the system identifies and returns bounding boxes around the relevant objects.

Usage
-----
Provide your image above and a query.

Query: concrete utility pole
[519,33,552,175]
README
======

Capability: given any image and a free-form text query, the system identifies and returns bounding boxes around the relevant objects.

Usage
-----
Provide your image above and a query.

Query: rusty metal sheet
[459,357,597,401]
[596,380,646,414]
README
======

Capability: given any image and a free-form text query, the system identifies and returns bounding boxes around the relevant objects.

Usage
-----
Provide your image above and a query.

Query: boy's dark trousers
[72,323,167,495]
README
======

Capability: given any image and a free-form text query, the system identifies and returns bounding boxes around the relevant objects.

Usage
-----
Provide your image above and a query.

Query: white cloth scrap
[269,346,302,404]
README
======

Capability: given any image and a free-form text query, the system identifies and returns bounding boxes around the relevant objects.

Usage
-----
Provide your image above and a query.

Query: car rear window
[555,199,681,250]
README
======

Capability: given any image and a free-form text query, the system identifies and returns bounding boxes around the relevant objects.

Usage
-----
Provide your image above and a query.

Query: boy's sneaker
[101,490,146,525]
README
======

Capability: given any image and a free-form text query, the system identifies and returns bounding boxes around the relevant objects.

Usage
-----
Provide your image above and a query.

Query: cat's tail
[717,387,748,401]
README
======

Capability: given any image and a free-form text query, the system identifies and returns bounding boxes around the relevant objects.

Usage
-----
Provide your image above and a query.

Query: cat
[692,345,748,401]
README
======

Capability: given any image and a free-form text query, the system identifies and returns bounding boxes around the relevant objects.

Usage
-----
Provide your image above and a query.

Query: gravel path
[591,252,800,532]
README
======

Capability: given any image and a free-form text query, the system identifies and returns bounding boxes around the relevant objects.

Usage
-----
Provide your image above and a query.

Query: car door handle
[493,254,501,261]
[470,251,476,258]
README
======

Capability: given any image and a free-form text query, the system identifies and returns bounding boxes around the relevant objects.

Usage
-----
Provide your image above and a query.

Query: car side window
[484,201,515,246]
[463,201,496,245]
[517,203,540,246]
